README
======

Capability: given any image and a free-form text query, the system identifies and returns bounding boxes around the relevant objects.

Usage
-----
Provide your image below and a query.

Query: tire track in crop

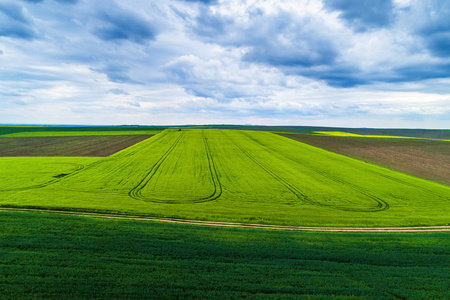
[129,130,222,204]
[0,135,155,193]
[56,132,170,193]
[0,134,161,193]
[0,162,86,192]
[128,131,185,201]
[242,131,390,212]
[201,130,223,201]
[111,130,170,159]
[227,131,389,211]
[364,167,448,199]
[222,131,305,206]
[269,132,448,206]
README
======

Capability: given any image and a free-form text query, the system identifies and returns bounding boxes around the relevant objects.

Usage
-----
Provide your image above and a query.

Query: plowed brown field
[0,135,152,157]
[278,133,450,186]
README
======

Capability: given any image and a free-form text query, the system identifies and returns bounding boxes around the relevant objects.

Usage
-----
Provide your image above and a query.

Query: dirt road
[1,207,449,232]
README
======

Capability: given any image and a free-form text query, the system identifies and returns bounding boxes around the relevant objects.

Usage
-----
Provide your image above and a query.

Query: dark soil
[0,135,152,157]
[278,133,450,186]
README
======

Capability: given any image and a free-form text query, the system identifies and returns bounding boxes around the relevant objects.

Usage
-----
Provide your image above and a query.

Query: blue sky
[0,0,449,128]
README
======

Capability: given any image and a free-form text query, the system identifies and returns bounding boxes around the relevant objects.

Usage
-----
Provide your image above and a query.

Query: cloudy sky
[0,0,449,128]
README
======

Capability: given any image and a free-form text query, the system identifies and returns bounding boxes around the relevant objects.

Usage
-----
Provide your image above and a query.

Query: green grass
[1,129,449,227]
[1,211,448,299]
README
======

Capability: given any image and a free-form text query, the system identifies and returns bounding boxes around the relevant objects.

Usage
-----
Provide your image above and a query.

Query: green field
[1,211,448,299]
[1,126,449,298]
[0,125,165,137]
[1,128,449,226]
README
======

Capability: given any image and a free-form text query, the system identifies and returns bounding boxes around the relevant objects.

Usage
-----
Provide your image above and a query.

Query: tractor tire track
[0,134,161,193]
[0,135,164,192]
[201,130,223,201]
[129,130,222,204]
[240,131,390,212]
[0,162,86,192]
[228,131,389,212]
[57,132,168,193]
[128,131,185,201]
[222,131,305,206]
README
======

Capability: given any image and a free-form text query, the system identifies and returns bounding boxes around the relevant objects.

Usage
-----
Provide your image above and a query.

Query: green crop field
[1,126,449,298]
[1,128,449,226]
[1,211,448,299]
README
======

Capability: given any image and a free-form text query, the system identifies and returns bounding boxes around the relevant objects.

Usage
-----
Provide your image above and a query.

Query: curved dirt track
[1,207,449,232]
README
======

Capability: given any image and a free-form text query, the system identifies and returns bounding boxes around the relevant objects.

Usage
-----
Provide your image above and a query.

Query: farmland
[278,132,450,185]
[0,135,153,157]
[0,125,165,136]
[1,125,449,298]
[201,125,450,140]
[1,128,449,227]
[1,211,449,299]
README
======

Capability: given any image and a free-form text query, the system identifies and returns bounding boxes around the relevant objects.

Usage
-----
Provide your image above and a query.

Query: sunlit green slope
[1,129,449,226]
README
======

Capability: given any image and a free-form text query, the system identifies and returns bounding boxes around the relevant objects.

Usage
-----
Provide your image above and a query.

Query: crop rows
[0,129,449,226]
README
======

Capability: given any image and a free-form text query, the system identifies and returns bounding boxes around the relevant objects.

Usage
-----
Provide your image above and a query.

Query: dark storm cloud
[186,1,450,88]
[92,6,158,44]
[295,65,368,88]
[190,7,349,86]
[0,2,37,39]
[393,62,450,82]
[425,33,450,58]
[411,1,450,58]
[91,65,138,84]
[2,0,450,127]
[323,0,394,32]
[193,5,233,37]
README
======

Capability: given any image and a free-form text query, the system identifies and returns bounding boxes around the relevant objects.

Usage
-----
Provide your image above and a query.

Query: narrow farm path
[1,207,449,232]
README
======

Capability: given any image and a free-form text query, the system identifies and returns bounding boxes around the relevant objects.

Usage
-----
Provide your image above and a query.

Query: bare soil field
[0,135,152,157]
[278,133,450,186]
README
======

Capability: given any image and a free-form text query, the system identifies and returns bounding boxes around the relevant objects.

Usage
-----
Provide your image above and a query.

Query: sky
[0,0,449,128]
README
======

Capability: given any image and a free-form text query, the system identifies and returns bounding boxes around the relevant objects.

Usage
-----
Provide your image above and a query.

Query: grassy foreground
[1,211,448,299]
[1,129,449,227]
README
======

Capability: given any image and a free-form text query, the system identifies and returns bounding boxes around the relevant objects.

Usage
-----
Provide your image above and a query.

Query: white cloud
[0,0,448,128]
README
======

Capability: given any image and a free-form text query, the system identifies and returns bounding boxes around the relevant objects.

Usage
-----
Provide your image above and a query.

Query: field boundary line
[0,207,449,232]
[0,134,160,193]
